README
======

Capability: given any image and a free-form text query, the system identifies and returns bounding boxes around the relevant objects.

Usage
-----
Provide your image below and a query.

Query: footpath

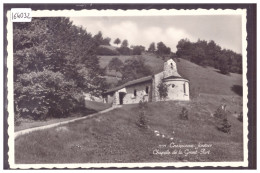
[14,106,120,139]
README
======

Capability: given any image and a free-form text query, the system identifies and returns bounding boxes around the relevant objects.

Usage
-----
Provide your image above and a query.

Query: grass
[176,59,242,96]
[15,94,243,163]
[84,100,112,112]
[100,53,242,96]
[15,101,112,132]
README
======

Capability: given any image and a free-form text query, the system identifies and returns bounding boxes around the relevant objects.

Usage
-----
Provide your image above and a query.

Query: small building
[102,59,190,105]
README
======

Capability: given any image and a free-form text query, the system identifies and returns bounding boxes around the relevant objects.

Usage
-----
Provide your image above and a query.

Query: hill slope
[15,95,243,163]
[176,59,242,96]
[99,53,242,96]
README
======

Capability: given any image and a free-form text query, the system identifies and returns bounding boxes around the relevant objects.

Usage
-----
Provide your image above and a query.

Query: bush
[219,63,230,75]
[14,70,79,120]
[214,104,227,119]
[237,111,243,122]
[137,100,149,128]
[138,98,148,110]
[179,107,188,120]
[217,118,231,133]
[214,104,231,133]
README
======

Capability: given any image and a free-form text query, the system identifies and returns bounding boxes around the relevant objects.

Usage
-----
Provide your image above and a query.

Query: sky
[70,15,242,54]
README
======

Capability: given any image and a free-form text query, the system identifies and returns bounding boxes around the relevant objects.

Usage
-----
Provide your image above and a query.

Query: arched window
[172,84,175,88]
[145,86,149,94]
[183,83,186,94]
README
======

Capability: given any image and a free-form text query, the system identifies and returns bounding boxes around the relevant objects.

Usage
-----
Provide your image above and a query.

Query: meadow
[15,94,243,163]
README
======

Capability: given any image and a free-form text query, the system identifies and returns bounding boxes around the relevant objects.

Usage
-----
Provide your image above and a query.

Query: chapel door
[119,92,126,105]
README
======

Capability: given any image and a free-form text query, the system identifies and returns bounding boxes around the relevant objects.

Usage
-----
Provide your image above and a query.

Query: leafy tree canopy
[114,38,121,45]
[148,42,156,52]
[121,39,129,48]
[119,57,152,85]
[13,17,108,120]
[156,41,171,55]
[176,38,242,74]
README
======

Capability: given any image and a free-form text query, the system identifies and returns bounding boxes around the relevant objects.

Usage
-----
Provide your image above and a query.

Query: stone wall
[153,72,190,101]
[163,59,180,78]
[122,81,152,104]
[164,79,190,101]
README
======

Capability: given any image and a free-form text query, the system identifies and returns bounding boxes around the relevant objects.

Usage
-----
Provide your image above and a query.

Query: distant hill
[99,52,164,74]
[99,53,242,96]
[99,45,118,51]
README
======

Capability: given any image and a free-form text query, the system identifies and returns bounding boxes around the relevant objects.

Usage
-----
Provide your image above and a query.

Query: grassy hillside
[15,94,243,163]
[15,101,112,132]
[176,59,242,96]
[99,53,242,96]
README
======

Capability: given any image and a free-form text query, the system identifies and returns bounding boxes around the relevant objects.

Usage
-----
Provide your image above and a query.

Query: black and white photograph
[3,4,256,169]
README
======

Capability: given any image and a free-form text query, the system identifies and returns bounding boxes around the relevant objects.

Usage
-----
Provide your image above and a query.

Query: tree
[176,38,193,60]
[93,31,103,46]
[103,37,111,45]
[108,57,124,79]
[132,45,145,55]
[119,57,152,84]
[121,39,129,48]
[219,55,230,75]
[13,17,107,120]
[156,41,171,55]
[14,70,79,120]
[157,78,168,100]
[176,38,242,74]
[190,47,206,66]
[117,40,132,55]
[148,42,156,52]
[114,38,121,45]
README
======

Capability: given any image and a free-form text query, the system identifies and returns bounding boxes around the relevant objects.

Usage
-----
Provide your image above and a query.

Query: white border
[6,8,248,169]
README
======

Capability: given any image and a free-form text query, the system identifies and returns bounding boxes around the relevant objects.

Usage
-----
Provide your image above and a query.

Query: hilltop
[99,52,242,96]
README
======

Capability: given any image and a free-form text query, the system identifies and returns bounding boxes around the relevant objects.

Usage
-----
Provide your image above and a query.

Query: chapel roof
[104,75,153,94]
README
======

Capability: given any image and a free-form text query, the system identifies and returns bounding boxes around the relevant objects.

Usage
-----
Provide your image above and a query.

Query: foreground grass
[15,94,243,163]
[15,101,111,132]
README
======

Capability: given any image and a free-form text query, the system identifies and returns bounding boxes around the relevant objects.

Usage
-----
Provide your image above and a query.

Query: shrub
[237,111,243,122]
[219,62,230,75]
[217,118,231,133]
[214,104,231,133]
[14,70,79,120]
[138,98,148,110]
[137,100,149,128]
[214,104,227,119]
[179,107,189,120]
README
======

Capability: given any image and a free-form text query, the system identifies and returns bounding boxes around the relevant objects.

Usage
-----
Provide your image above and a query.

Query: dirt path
[14,106,120,139]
